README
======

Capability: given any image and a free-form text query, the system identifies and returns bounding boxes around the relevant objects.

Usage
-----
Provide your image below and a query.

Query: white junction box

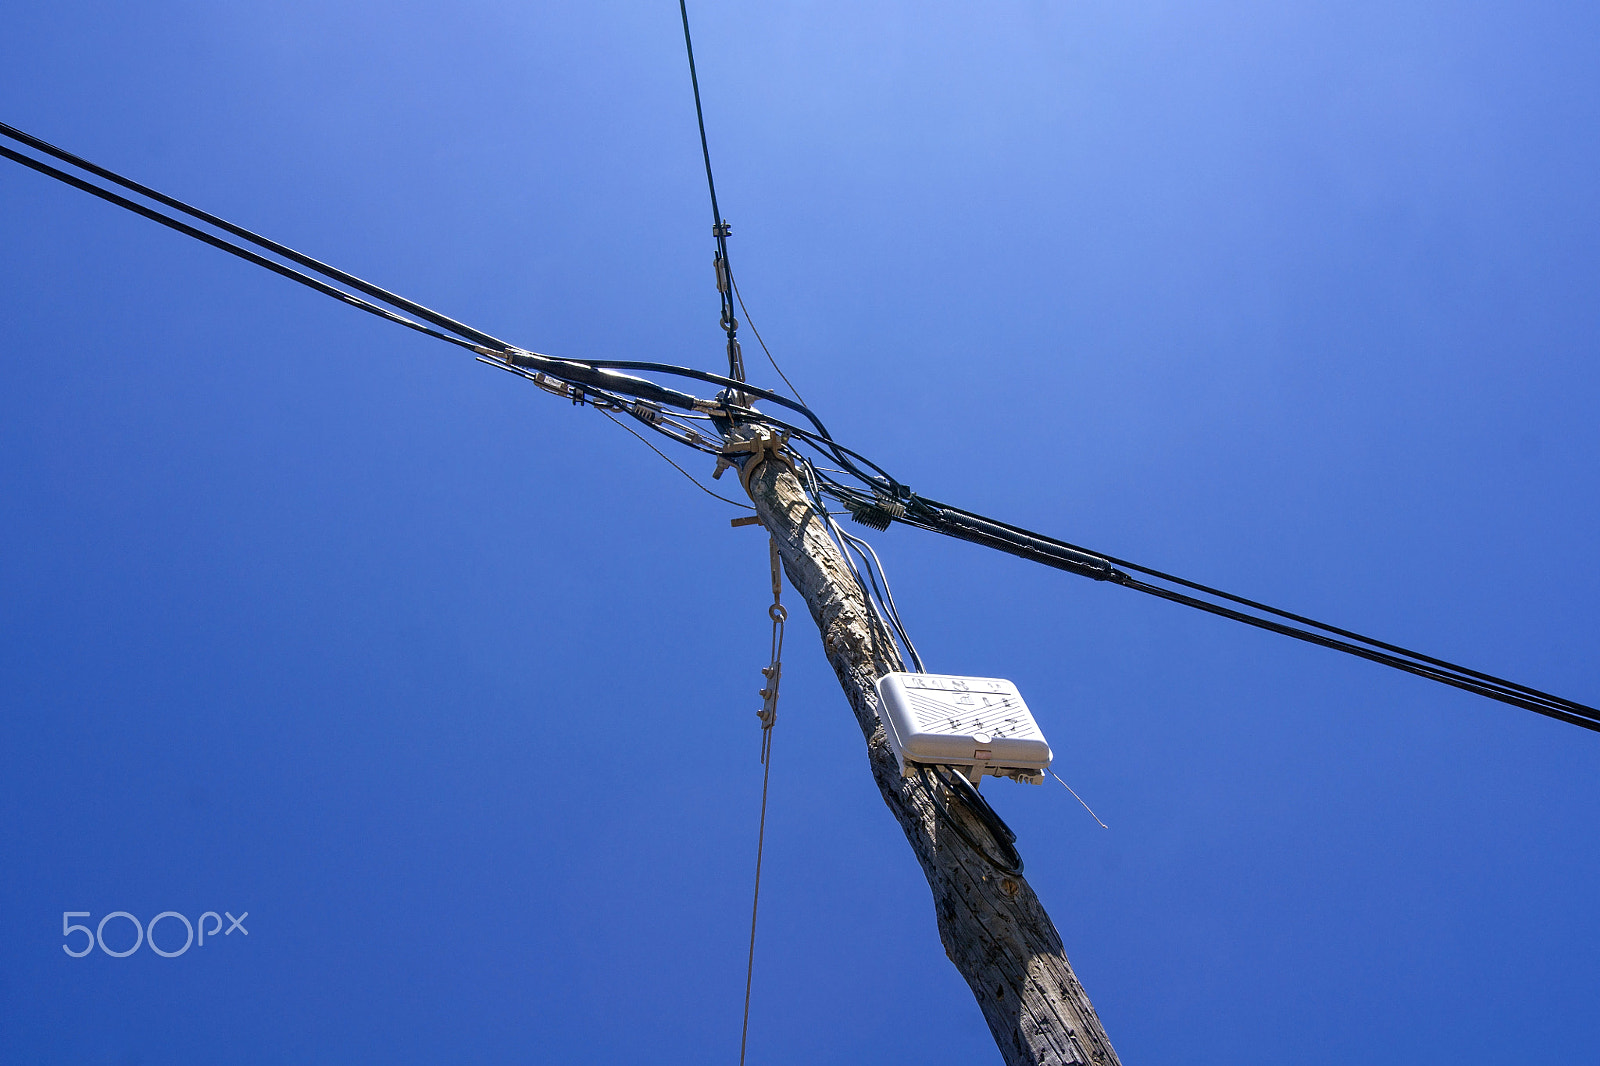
[873,672,1052,784]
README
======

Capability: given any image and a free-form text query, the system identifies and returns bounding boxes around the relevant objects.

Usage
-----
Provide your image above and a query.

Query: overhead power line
[3,118,1594,733]
[0,143,489,355]
[677,0,744,384]
[674,0,812,408]
[0,120,514,353]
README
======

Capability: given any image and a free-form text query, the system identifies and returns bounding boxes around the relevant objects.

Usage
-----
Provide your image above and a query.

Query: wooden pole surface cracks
[739,446,1122,1066]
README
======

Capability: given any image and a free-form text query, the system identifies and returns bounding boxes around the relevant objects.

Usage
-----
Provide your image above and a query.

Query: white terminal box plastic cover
[873,672,1052,776]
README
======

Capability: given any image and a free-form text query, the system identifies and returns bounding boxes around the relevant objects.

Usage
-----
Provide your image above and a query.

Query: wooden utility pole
[738,438,1122,1066]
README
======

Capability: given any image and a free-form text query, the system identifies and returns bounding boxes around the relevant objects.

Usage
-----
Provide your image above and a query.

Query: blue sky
[2,2,1597,1063]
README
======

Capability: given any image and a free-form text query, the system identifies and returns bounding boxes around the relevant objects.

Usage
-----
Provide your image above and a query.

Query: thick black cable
[1121,577,1600,731]
[896,500,1122,583]
[0,143,491,355]
[6,121,1591,734]
[0,130,748,467]
[922,492,1589,706]
[729,411,897,486]
[0,130,850,463]
[882,493,1600,730]
[676,0,744,383]
[917,765,1024,876]
[0,126,843,463]
[904,497,1599,718]
[577,361,831,437]
[498,352,707,412]
[0,121,517,353]
[563,363,896,487]
[676,0,723,251]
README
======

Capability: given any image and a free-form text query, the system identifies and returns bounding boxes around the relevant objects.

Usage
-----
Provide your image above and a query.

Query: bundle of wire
[3,117,1595,734]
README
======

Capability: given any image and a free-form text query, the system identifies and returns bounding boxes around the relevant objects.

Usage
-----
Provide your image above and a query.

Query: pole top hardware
[713,427,792,494]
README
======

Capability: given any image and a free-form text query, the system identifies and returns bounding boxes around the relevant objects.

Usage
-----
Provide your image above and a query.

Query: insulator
[847,499,894,531]
[873,494,907,520]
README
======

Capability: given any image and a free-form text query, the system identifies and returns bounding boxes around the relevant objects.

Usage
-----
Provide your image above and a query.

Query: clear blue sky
[3,2,1597,1063]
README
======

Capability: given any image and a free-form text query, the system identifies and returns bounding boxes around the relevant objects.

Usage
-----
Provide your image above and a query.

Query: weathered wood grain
[741,448,1122,1066]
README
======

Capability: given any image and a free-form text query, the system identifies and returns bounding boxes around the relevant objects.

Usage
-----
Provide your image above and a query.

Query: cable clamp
[527,372,572,400]
[756,537,786,743]
[713,427,792,493]
[757,662,781,728]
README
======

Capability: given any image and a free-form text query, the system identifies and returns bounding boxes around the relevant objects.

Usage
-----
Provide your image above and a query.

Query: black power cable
[0,123,855,471]
[0,120,516,354]
[676,0,745,384]
[878,490,1600,732]
[0,143,490,356]
[4,118,1594,736]
[917,764,1024,876]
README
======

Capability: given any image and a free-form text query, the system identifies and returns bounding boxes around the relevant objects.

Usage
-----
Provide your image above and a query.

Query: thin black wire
[595,408,753,509]
[731,275,807,405]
